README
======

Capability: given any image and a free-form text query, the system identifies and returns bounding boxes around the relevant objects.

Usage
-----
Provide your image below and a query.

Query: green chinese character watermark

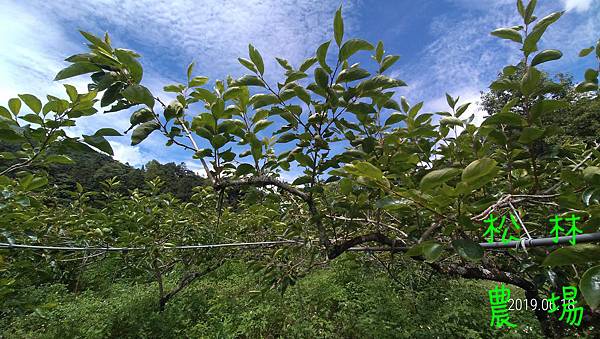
[483,213,520,244]
[559,286,583,326]
[549,214,582,245]
[489,284,516,329]
[549,214,564,244]
[565,214,582,246]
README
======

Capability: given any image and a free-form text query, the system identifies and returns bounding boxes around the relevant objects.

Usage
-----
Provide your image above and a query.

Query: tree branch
[216,175,309,201]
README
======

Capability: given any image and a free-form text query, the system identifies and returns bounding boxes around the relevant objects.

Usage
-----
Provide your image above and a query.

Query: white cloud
[562,0,595,12]
[1,0,360,169]
[183,160,206,176]
[111,141,146,166]
[25,0,360,82]
[402,0,599,114]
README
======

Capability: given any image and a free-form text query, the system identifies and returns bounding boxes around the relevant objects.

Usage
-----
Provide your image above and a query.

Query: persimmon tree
[1,1,600,337]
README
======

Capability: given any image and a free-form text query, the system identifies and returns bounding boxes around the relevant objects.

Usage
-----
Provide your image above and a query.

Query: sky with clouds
[0,0,598,174]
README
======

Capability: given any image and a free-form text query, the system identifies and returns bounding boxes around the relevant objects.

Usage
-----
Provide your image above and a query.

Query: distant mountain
[0,140,207,201]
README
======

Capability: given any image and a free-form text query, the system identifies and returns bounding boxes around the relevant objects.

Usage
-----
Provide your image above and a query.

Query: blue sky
[0,0,598,177]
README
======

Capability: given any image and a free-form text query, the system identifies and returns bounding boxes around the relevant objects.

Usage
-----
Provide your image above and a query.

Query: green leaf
[580,265,600,311]
[379,55,400,73]
[334,6,344,46]
[294,153,313,167]
[517,0,525,18]
[374,41,384,63]
[452,239,484,261]
[336,67,370,83]
[131,121,160,146]
[18,94,42,114]
[358,75,406,91]
[114,48,143,83]
[64,84,78,101]
[277,132,297,143]
[520,66,542,96]
[163,100,183,121]
[253,119,273,133]
[354,161,383,180]
[461,158,499,189]
[27,176,48,191]
[542,244,600,266]
[583,166,600,185]
[524,0,537,23]
[575,81,598,93]
[440,117,463,127]
[523,11,563,55]
[122,84,155,108]
[293,86,311,105]
[347,102,375,114]
[420,168,461,191]
[585,68,599,82]
[21,114,43,125]
[80,30,111,51]
[248,44,264,75]
[518,127,544,144]
[211,134,227,149]
[189,76,209,87]
[375,197,408,210]
[231,75,265,87]
[338,39,374,61]
[191,88,217,103]
[490,28,522,43]
[299,57,318,72]
[211,98,224,117]
[236,163,255,176]
[530,49,562,66]
[455,102,471,117]
[187,62,195,81]
[82,135,113,155]
[275,57,293,71]
[250,94,279,109]
[8,98,21,115]
[445,93,455,109]
[237,58,257,73]
[408,101,423,118]
[530,99,568,121]
[384,112,406,126]
[0,106,11,119]
[579,46,595,57]
[400,97,410,113]
[101,83,123,107]
[45,155,74,164]
[482,112,526,127]
[94,128,122,137]
[316,41,331,73]
[314,67,329,88]
[54,62,101,81]
[406,241,444,262]
[130,108,155,126]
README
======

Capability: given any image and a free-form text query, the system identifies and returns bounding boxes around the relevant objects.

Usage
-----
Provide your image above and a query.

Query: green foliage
[1,2,600,337]
[0,259,543,339]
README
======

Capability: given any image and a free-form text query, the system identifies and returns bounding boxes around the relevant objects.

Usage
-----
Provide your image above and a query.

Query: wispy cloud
[562,0,596,12]
[1,0,360,168]
[401,0,599,120]
[1,0,598,170]
[27,0,360,82]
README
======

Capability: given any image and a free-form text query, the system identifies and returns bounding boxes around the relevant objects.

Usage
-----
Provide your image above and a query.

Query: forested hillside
[1,1,600,337]
[0,140,206,200]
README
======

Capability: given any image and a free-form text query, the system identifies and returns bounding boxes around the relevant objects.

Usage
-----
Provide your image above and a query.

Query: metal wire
[1,232,600,252]
[0,239,301,252]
